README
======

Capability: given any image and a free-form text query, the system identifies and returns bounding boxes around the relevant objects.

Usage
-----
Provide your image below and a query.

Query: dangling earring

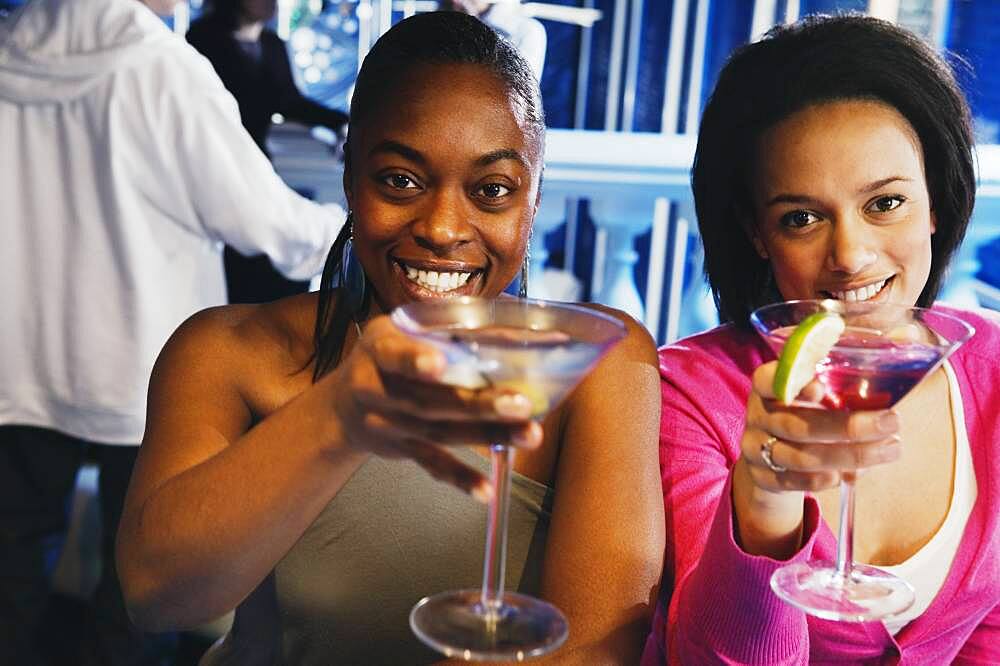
[518,231,532,299]
[339,213,368,317]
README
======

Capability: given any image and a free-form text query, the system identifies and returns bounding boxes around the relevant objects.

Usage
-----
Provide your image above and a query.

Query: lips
[822,276,892,302]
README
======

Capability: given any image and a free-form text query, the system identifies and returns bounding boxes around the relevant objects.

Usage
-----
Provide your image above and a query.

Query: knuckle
[806,472,836,491]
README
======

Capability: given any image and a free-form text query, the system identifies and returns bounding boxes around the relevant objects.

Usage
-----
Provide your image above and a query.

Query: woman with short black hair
[644,14,999,664]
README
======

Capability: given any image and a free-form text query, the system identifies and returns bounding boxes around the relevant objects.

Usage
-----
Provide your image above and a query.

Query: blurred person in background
[188,0,350,304]
[0,0,345,662]
[440,0,546,80]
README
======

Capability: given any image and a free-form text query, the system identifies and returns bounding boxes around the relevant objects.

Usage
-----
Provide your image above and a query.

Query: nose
[825,216,877,275]
[412,187,476,253]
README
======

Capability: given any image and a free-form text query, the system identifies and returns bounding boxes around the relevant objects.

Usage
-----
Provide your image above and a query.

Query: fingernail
[878,411,900,434]
[472,482,494,504]
[415,353,441,377]
[511,422,542,448]
[494,394,531,419]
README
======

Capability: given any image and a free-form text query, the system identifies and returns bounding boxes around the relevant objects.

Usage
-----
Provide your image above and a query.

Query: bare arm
[117,309,540,631]
[541,312,663,663]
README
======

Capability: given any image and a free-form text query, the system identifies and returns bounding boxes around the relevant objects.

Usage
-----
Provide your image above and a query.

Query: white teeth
[402,263,473,293]
[831,278,887,302]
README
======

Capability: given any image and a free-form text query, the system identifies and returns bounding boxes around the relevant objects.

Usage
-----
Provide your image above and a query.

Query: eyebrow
[367,142,528,169]
[474,148,529,169]
[369,140,425,164]
[764,176,914,207]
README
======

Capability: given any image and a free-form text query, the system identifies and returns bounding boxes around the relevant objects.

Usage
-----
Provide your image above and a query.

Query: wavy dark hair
[692,14,976,327]
[312,11,545,380]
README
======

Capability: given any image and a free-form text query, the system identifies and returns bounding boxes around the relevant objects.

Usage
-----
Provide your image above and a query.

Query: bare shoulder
[576,302,657,365]
[556,301,659,431]
[154,292,321,398]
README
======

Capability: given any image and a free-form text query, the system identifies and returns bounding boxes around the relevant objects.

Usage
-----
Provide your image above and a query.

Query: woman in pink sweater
[644,15,1000,664]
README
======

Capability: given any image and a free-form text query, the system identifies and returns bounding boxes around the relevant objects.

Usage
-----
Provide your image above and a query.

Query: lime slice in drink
[495,380,549,417]
[773,311,846,405]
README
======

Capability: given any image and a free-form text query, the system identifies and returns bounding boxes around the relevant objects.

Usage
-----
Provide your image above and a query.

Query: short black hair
[313,11,544,379]
[692,14,975,326]
[347,11,544,153]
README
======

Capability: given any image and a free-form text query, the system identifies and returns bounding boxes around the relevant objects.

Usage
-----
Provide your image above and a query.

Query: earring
[518,232,532,299]
[340,213,367,316]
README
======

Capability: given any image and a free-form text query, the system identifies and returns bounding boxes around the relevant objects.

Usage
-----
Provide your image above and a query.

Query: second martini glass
[391,297,627,661]
[751,299,974,621]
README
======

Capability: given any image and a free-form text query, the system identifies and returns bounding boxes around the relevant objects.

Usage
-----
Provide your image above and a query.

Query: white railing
[270,124,1000,342]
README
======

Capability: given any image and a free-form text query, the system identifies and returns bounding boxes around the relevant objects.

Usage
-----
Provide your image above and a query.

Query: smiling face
[344,62,542,313]
[750,99,936,307]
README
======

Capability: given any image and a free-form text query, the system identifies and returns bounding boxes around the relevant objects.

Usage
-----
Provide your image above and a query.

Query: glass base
[771,561,916,622]
[410,589,568,661]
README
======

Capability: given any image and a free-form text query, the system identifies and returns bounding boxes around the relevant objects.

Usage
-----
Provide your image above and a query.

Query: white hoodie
[0,0,345,444]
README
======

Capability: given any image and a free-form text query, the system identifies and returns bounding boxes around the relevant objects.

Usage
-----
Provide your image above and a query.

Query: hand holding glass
[391,297,626,660]
[751,300,974,621]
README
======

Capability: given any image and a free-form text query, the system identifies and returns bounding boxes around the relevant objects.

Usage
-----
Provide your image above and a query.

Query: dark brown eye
[477,183,511,199]
[867,195,905,213]
[385,174,418,190]
[780,210,820,229]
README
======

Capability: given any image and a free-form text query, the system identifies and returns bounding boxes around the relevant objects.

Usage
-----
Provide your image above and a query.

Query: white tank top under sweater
[881,361,976,635]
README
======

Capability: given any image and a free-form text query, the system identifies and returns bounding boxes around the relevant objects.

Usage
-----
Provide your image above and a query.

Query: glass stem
[481,444,514,616]
[836,473,856,580]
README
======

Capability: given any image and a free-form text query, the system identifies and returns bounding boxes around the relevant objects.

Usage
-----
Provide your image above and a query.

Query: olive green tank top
[201,448,553,666]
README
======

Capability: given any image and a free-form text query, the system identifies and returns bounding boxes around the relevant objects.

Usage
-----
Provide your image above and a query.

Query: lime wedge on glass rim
[773,311,846,405]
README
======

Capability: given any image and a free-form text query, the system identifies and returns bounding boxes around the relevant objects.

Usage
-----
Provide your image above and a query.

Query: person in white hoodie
[0,0,345,662]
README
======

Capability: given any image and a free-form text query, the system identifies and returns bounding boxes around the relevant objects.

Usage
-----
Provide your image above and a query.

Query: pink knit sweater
[642,307,1000,664]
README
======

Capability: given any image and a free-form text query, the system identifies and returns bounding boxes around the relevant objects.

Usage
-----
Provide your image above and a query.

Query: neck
[233,21,265,41]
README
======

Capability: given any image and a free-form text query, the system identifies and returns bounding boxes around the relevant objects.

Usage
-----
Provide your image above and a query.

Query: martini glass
[391,296,627,660]
[750,299,974,622]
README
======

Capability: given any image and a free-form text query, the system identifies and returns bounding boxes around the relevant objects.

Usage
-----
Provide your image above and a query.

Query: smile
[824,277,892,302]
[399,262,474,293]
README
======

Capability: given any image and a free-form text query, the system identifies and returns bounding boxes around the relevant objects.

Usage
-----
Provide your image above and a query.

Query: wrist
[732,459,805,558]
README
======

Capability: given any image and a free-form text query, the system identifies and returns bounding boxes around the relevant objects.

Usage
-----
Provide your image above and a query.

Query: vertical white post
[643,197,671,333]
[605,0,629,131]
[750,0,777,41]
[378,0,393,39]
[664,216,689,343]
[622,0,645,132]
[357,1,374,72]
[683,0,710,134]
[784,0,800,24]
[867,0,900,22]
[574,0,596,129]
[929,0,950,48]
[660,0,690,134]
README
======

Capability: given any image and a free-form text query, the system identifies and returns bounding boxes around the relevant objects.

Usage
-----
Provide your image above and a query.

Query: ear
[930,208,937,235]
[747,223,768,259]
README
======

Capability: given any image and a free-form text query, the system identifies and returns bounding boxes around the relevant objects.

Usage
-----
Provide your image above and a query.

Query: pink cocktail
[751,300,974,622]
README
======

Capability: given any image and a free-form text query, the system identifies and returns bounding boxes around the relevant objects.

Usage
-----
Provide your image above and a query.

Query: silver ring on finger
[761,435,788,474]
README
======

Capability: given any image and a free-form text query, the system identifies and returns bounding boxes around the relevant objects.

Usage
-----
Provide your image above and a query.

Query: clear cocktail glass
[391,296,627,660]
[750,299,974,621]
